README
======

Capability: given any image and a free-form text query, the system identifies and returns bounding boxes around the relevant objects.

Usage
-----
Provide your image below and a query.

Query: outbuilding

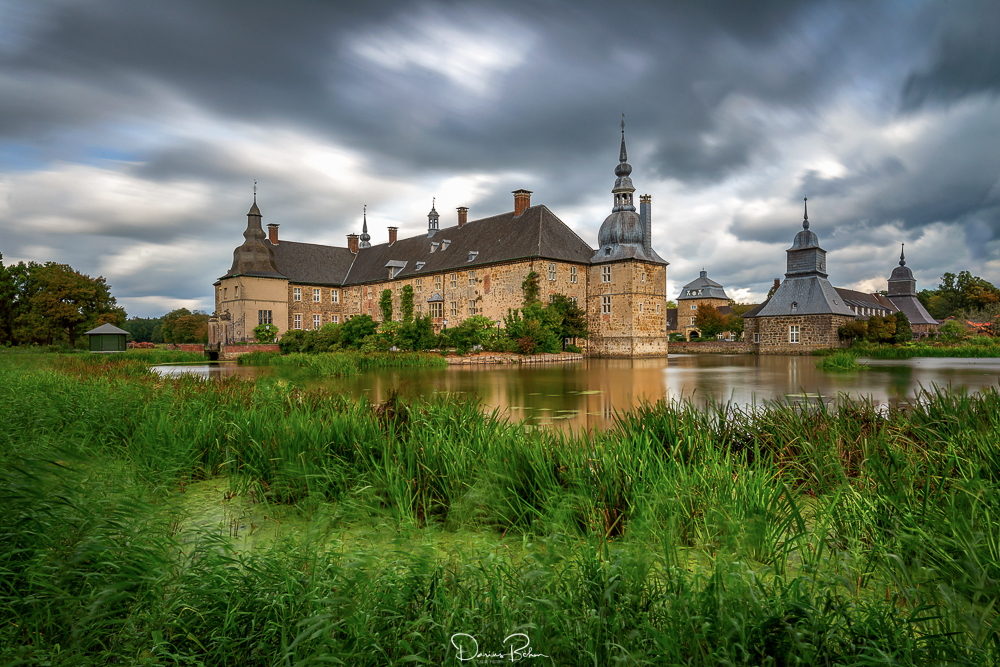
[85,323,128,353]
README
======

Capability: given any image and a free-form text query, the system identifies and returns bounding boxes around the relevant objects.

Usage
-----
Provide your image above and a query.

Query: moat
[153,354,1000,431]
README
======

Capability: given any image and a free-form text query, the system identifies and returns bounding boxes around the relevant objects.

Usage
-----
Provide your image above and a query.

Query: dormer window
[467,251,479,263]
[441,240,451,250]
[605,247,611,256]
[415,261,425,271]
[430,242,439,253]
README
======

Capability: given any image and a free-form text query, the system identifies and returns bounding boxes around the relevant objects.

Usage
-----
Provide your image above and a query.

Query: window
[368,286,373,297]
[691,317,695,324]
[469,270,476,286]
[223,287,227,299]
[602,266,611,283]
[570,266,577,284]
[234,286,240,298]
[656,303,660,314]
[642,273,646,283]
[396,283,401,295]
[548,263,556,281]
[789,325,800,343]
[331,289,339,303]
[754,333,760,343]
[549,294,555,303]
[450,301,458,317]
[602,295,611,314]
[434,275,441,291]
[294,314,302,329]
[570,296,577,305]
[313,288,321,302]
[691,304,697,310]
[416,278,422,294]
[430,302,443,318]
[333,315,339,324]
[469,300,477,316]
[639,302,643,313]
[416,304,422,315]
[450,273,457,288]
[258,310,272,325]
[313,314,321,329]
[293,287,301,301]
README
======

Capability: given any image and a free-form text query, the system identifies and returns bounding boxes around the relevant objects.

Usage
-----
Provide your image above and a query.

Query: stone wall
[745,314,853,354]
[674,297,729,337]
[445,352,584,365]
[669,341,749,354]
[287,284,348,332]
[215,275,289,342]
[588,259,669,357]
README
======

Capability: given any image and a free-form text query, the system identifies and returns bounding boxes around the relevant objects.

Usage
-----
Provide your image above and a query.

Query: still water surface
[153,354,1000,431]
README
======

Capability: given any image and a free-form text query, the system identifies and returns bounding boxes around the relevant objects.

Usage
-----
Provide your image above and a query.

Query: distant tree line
[0,254,125,347]
[121,309,210,345]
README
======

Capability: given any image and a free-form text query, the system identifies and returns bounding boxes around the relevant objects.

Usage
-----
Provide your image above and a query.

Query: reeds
[1,354,999,664]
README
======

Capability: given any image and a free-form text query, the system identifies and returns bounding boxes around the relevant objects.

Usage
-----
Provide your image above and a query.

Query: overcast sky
[1,0,998,317]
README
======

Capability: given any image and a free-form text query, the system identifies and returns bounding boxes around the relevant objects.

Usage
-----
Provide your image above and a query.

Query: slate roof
[85,323,129,335]
[267,240,355,285]
[741,300,768,319]
[590,243,668,265]
[755,276,855,317]
[342,204,594,285]
[887,295,938,325]
[834,288,897,314]
[677,270,729,300]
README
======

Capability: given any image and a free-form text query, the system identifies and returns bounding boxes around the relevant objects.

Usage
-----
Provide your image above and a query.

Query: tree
[401,285,414,322]
[938,319,968,342]
[340,314,378,349]
[548,294,589,346]
[893,311,913,343]
[766,280,780,300]
[865,314,896,343]
[694,303,726,338]
[161,308,209,344]
[665,300,677,309]
[12,262,125,346]
[0,253,17,345]
[379,289,393,323]
[121,316,162,343]
[722,312,743,338]
[838,319,867,343]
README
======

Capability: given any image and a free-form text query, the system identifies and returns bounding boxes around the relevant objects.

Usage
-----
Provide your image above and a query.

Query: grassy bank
[850,338,1000,359]
[1,352,999,664]
[236,349,447,377]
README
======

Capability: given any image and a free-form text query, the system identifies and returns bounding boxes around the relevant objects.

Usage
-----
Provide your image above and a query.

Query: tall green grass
[817,350,864,370]
[236,349,447,377]
[855,338,1000,358]
[1,353,999,664]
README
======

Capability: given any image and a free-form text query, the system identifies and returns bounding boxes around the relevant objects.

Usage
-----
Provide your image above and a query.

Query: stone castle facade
[209,124,670,357]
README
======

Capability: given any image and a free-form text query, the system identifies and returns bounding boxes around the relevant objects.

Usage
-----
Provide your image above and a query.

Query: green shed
[85,323,128,353]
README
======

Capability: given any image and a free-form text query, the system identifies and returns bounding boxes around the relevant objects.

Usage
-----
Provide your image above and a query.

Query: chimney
[772,278,780,292]
[267,223,279,245]
[457,206,468,228]
[639,195,651,255]
[347,233,359,254]
[512,189,532,216]
[388,226,398,245]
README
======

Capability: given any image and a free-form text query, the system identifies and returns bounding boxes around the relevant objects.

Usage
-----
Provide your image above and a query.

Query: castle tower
[885,244,939,337]
[587,118,670,357]
[427,198,439,237]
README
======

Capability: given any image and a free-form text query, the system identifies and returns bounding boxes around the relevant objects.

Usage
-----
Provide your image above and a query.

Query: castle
[209,122,670,357]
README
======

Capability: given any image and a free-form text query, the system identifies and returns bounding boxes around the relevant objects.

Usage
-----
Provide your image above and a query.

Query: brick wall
[220,343,281,360]
[288,285,348,331]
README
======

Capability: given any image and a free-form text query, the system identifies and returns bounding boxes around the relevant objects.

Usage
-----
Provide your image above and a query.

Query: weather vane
[253,180,257,200]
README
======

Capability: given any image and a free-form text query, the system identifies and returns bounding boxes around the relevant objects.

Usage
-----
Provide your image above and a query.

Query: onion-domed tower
[588,118,670,357]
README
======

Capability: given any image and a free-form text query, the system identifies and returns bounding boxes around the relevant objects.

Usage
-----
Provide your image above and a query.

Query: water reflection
[154,355,1000,432]
[152,363,262,380]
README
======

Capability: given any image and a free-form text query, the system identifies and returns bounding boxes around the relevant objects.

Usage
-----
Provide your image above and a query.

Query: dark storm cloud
[901,2,1000,111]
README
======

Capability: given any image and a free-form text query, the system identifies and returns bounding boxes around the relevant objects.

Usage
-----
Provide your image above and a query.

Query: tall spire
[359,204,371,248]
[803,197,809,230]
[899,243,905,266]
[612,115,635,212]
[427,197,439,236]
